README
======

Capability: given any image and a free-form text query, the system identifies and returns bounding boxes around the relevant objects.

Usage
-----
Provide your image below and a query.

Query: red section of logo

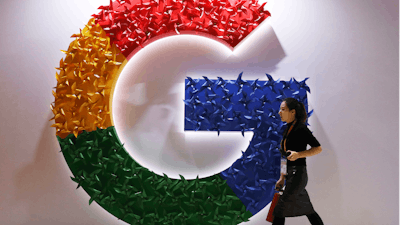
[91,0,270,60]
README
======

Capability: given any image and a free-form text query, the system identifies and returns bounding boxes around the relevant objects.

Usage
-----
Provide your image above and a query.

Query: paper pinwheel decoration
[51,0,275,224]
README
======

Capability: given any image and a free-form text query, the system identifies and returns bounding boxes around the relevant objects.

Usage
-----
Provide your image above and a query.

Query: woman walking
[272,98,324,225]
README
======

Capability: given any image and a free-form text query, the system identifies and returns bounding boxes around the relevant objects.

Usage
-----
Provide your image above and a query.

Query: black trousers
[272,212,324,225]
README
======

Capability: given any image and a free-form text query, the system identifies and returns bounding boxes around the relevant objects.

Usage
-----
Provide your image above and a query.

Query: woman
[272,98,324,225]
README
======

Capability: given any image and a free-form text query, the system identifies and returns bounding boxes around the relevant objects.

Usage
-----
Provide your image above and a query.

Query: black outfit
[279,120,321,167]
[272,120,323,223]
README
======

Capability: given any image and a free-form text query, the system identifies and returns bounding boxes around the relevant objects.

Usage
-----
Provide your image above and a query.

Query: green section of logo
[57,126,252,225]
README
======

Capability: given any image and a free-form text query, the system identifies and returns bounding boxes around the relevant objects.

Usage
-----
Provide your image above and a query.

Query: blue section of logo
[183,73,313,215]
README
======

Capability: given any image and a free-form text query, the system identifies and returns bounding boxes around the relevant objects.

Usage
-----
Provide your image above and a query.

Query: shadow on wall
[305,112,344,224]
[178,23,287,74]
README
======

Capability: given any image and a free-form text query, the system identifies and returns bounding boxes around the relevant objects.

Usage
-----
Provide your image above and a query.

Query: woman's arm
[297,146,322,158]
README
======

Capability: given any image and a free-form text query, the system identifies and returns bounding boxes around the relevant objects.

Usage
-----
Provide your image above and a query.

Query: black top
[280,121,321,166]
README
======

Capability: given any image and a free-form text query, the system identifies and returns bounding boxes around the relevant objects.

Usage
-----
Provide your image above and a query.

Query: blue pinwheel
[244,108,264,128]
[197,76,215,93]
[268,142,281,158]
[208,122,227,136]
[252,158,266,174]
[183,95,195,110]
[255,94,273,107]
[298,94,308,105]
[234,123,252,137]
[233,72,250,95]
[249,79,263,95]
[281,79,293,91]
[197,111,211,126]
[246,152,263,168]
[204,89,218,109]
[227,154,248,177]
[235,179,249,197]
[215,77,227,90]
[221,88,234,103]
[185,77,199,90]
[221,165,247,181]
[266,107,280,121]
[250,142,266,158]
[185,112,209,131]
[211,104,232,122]
[238,91,252,110]
[227,110,243,123]
[293,77,311,93]
[275,88,288,102]
[192,96,204,110]
[254,173,275,191]
[244,195,259,209]
[263,73,280,94]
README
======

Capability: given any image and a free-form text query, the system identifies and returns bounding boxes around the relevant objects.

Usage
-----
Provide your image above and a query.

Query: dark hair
[283,97,307,124]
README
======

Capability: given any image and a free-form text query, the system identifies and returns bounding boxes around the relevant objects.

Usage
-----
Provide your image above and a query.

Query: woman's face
[279,101,295,123]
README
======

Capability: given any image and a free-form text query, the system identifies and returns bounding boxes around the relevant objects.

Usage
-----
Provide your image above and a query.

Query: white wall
[0,0,398,225]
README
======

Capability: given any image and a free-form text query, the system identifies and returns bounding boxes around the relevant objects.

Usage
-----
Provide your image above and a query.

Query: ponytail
[283,97,307,124]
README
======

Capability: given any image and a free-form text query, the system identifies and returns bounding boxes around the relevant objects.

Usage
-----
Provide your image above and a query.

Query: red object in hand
[266,192,280,223]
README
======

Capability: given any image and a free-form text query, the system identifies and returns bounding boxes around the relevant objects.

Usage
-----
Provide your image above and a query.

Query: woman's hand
[286,150,300,161]
[275,178,285,191]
